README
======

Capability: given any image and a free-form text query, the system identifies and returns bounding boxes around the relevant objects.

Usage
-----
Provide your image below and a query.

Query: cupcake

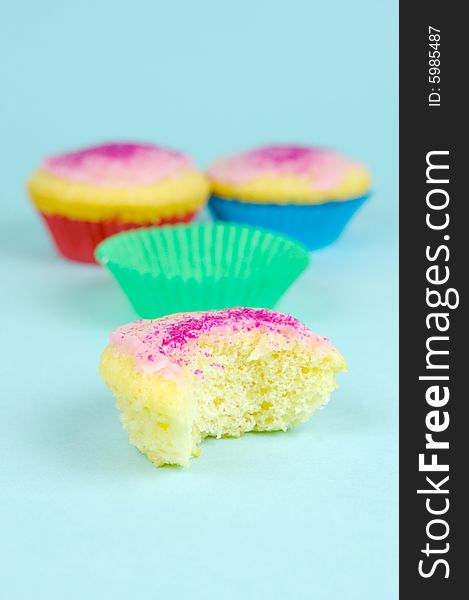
[28,142,209,263]
[100,307,346,467]
[207,145,371,250]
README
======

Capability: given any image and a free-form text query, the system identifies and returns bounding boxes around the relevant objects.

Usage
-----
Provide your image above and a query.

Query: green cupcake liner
[95,223,310,318]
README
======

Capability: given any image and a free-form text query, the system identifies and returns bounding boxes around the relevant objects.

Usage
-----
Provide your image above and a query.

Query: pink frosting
[208,145,360,190]
[109,307,331,378]
[43,142,194,187]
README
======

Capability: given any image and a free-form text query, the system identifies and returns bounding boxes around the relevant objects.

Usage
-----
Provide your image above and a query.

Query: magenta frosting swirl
[109,307,331,377]
[208,145,358,190]
[43,142,194,187]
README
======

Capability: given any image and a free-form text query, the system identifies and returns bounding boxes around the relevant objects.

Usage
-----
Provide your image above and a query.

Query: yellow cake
[99,308,346,467]
[28,142,208,223]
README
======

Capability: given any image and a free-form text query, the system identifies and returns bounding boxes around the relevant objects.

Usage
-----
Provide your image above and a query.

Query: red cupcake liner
[39,212,196,264]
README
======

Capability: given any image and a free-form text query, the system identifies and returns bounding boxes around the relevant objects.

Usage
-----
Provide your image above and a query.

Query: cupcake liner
[208,194,370,250]
[39,211,196,264]
[95,223,310,318]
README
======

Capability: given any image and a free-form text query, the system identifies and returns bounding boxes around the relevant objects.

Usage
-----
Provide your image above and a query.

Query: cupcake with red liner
[207,145,372,250]
[27,142,209,263]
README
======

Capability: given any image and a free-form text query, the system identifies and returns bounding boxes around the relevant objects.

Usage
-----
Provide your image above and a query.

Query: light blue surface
[0,2,398,599]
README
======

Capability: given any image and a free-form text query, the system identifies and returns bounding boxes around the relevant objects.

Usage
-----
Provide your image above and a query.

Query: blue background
[0,1,398,598]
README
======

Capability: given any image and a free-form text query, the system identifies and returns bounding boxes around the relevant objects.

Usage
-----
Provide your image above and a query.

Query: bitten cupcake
[207,145,371,250]
[100,307,346,467]
[28,142,209,263]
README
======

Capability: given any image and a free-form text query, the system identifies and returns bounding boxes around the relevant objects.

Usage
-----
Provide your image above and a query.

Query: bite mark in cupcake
[100,307,346,467]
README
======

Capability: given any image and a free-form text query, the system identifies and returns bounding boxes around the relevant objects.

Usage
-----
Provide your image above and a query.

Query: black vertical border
[400,2,465,597]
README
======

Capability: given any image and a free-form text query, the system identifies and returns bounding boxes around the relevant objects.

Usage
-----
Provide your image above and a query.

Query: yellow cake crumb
[99,323,346,468]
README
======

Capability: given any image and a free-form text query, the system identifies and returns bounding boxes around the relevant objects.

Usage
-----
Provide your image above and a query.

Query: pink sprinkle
[43,142,193,187]
[207,144,359,191]
[109,307,332,375]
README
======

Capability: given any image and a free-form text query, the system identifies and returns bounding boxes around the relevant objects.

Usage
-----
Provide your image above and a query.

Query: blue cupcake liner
[209,194,370,250]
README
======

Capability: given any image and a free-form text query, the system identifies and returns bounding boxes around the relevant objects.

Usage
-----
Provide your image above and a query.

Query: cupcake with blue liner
[207,145,371,250]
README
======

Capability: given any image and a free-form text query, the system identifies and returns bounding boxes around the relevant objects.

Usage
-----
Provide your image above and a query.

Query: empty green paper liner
[95,223,310,318]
